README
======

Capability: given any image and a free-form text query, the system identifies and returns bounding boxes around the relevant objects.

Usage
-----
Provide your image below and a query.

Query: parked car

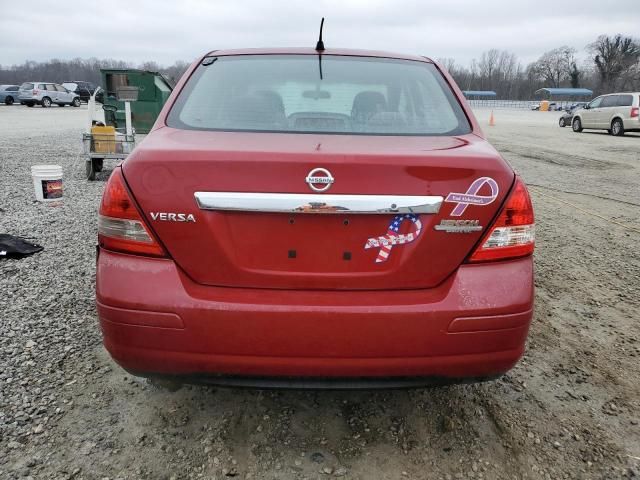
[572,92,640,136]
[0,85,20,105]
[62,81,97,102]
[558,104,587,127]
[18,82,81,107]
[530,101,557,111]
[96,48,535,388]
[567,102,588,111]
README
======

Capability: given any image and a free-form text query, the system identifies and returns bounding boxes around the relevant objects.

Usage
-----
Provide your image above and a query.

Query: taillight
[32,89,37,96]
[631,107,639,118]
[98,168,165,257]
[466,177,534,263]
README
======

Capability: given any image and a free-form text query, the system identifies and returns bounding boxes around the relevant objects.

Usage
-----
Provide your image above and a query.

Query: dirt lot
[0,105,639,480]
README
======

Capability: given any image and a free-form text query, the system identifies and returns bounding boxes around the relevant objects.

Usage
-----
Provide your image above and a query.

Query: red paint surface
[97,48,534,381]
[97,250,533,378]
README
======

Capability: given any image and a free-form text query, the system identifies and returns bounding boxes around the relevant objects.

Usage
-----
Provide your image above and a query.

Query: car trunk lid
[123,128,514,290]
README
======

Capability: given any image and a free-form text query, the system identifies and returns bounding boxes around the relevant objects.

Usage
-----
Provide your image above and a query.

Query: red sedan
[96,48,534,388]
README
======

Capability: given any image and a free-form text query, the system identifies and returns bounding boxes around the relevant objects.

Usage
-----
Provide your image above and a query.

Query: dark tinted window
[7,86,19,91]
[601,95,618,108]
[168,55,471,136]
[617,95,633,106]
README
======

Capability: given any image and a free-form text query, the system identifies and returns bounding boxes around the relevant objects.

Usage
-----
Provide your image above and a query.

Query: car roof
[204,47,433,63]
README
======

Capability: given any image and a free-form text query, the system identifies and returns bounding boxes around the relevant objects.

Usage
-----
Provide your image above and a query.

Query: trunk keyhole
[343,219,350,226]
[343,251,351,261]
[289,218,295,225]
[288,250,297,259]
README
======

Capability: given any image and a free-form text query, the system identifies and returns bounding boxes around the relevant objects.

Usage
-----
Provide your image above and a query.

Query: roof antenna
[315,17,325,51]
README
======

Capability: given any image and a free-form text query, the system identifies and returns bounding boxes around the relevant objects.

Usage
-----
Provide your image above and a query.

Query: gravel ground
[0,104,639,480]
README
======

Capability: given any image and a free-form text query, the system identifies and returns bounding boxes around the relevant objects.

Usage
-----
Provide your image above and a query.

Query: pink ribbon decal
[445,177,499,217]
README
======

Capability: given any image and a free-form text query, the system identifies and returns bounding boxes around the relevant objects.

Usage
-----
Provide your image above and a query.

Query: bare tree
[0,58,191,87]
[436,57,458,75]
[478,49,500,90]
[588,34,640,92]
[531,47,576,88]
[569,63,581,88]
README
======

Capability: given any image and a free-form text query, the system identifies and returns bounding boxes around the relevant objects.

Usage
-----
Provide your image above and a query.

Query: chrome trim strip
[194,192,443,214]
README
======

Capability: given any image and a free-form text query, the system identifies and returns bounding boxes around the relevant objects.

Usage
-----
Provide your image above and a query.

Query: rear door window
[617,95,633,107]
[168,55,471,136]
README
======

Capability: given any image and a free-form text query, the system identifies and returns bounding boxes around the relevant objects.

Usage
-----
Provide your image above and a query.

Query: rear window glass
[618,95,633,106]
[167,55,471,136]
[20,83,34,90]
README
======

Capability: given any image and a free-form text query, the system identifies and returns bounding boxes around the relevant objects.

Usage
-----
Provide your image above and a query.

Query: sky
[1,0,639,68]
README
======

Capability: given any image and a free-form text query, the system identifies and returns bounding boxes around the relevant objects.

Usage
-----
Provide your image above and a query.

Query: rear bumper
[96,249,534,382]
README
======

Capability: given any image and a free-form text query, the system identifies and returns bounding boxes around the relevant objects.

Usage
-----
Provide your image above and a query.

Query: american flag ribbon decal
[445,177,499,217]
[364,214,422,263]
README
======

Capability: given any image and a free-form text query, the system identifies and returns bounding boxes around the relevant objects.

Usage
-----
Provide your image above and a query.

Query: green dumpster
[100,69,173,134]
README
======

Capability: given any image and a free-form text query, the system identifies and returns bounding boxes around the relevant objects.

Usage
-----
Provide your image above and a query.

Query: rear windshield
[20,83,34,90]
[167,55,471,136]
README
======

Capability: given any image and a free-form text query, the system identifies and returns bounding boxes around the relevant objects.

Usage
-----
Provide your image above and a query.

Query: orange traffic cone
[489,110,495,127]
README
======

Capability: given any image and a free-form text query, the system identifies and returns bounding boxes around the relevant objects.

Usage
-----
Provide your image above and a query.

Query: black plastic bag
[0,235,44,259]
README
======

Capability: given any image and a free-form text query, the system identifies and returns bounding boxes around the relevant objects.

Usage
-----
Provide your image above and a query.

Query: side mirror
[583,105,590,109]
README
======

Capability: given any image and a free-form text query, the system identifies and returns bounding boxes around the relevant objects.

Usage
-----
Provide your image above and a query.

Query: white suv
[18,82,81,108]
[572,92,640,136]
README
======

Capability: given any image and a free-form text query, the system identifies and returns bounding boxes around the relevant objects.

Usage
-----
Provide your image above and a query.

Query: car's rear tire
[41,97,51,108]
[558,117,566,127]
[72,98,81,107]
[572,117,583,132]
[5,96,14,105]
[611,118,625,136]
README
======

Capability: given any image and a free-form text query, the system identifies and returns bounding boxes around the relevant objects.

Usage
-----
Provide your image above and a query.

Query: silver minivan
[18,82,81,108]
[572,92,640,136]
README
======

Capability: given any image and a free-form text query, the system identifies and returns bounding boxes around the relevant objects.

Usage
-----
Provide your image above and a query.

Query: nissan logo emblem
[305,168,334,192]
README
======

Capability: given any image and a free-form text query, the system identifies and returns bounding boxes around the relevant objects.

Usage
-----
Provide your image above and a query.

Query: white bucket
[31,165,63,202]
